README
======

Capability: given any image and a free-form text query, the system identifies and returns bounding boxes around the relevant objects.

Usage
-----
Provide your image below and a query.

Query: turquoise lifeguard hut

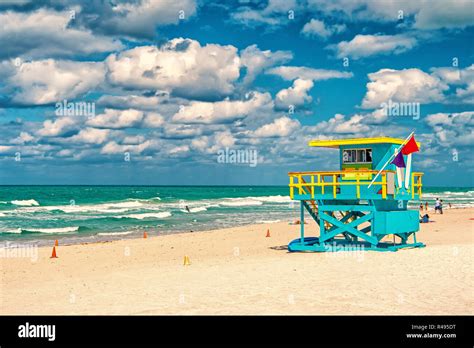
[288,136,425,252]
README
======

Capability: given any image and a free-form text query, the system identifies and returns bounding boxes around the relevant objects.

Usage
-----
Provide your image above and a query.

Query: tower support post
[300,201,305,243]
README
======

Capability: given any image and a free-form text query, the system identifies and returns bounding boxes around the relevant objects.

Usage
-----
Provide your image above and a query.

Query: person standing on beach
[419,203,423,211]
[435,198,441,214]
[440,200,444,214]
[425,202,428,211]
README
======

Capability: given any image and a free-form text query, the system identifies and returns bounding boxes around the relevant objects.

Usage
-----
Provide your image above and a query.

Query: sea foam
[115,212,172,220]
[3,226,80,234]
[220,199,263,207]
[180,206,208,213]
[11,199,40,206]
[97,231,134,236]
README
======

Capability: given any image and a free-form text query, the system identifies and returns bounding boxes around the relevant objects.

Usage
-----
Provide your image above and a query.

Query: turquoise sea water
[0,186,472,245]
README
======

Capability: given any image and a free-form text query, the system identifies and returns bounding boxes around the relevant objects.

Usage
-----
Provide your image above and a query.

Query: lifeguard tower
[288,136,425,252]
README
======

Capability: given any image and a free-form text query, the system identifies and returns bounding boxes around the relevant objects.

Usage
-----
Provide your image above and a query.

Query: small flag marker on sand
[143,232,148,239]
[54,240,58,247]
[266,229,271,237]
[183,255,191,266]
[50,246,58,259]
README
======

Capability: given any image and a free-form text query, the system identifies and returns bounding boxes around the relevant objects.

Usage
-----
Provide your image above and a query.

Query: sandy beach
[1,208,472,315]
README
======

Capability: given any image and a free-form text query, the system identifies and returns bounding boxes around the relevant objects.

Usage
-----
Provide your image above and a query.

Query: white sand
[0,208,472,315]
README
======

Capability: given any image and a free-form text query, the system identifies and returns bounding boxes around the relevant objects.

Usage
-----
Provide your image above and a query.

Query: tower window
[343,148,372,164]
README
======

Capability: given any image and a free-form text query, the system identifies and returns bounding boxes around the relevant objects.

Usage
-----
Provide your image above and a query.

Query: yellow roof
[308,137,421,149]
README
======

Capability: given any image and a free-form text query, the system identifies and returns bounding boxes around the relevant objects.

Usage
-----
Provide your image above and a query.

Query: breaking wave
[97,231,134,236]
[114,212,172,220]
[11,199,40,206]
[2,226,80,234]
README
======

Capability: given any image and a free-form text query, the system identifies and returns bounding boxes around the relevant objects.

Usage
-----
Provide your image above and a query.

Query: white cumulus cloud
[275,79,314,110]
[171,92,273,124]
[361,68,448,108]
[425,111,474,146]
[87,109,144,129]
[37,117,79,137]
[70,128,111,144]
[267,66,353,81]
[306,114,371,134]
[240,44,292,85]
[101,0,197,38]
[5,59,105,105]
[101,140,154,154]
[301,19,346,39]
[106,38,241,100]
[332,34,417,59]
[86,108,165,129]
[304,0,474,30]
[0,8,123,59]
[253,116,300,137]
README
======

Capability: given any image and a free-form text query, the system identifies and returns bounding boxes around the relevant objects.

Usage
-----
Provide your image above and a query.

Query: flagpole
[367,131,414,188]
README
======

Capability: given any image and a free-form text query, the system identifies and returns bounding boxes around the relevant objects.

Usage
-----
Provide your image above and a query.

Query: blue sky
[0,0,473,186]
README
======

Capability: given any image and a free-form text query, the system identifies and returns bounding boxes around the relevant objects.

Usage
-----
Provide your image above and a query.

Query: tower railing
[288,170,423,200]
[411,172,423,199]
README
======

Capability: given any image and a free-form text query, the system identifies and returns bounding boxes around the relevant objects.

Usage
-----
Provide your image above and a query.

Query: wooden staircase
[302,200,319,225]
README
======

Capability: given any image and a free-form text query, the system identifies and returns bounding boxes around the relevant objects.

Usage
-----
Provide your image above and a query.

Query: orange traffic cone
[266,229,271,238]
[183,255,191,266]
[50,246,58,258]
[143,231,148,239]
[54,240,58,247]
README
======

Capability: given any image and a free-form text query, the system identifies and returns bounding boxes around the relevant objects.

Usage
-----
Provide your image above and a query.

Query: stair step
[302,200,320,226]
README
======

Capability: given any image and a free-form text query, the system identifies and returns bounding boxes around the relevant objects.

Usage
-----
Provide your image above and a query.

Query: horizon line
[0,184,472,188]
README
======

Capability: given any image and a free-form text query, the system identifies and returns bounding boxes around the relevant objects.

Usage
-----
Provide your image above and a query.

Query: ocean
[0,186,472,245]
